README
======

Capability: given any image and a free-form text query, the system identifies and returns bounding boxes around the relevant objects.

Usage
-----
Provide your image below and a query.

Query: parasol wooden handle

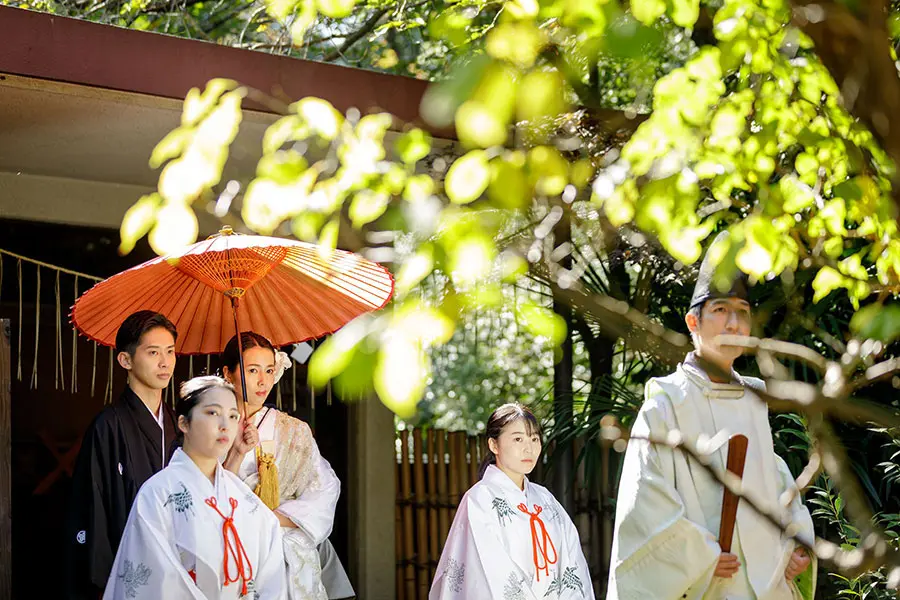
[718,434,748,553]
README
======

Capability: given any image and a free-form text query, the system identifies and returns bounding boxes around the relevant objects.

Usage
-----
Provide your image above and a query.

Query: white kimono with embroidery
[238,409,344,600]
[431,465,595,600]
[103,448,286,599]
[607,358,816,600]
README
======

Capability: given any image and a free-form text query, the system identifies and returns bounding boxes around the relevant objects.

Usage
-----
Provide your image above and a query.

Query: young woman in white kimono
[431,403,595,600]
[221,332,354,600]
[104,376,287,599]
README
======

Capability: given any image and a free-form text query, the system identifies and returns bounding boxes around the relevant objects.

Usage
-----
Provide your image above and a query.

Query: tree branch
[323,7,390,62]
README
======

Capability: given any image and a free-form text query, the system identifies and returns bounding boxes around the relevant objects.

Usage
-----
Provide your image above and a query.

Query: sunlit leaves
[395,129,432,164]
[349,190,390,228]
[485,21,546,68]
[119,193,162,255]
[447,233,497,287]
[445,150,491,204]
[148,203,198,255]
[395,246,435,296]
[851,303,900,344]
[316,0,355,18]
[374,335,429,417]
[516,303,567,346]
[295,98,344,141]
[181,79,239,127]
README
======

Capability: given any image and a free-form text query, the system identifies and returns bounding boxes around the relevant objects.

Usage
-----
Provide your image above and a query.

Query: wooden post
[395,455,405,600]
[0,320,11,599]
[413,429,429,600]
[467,436,478,487]
[399,430,416,600]
[448,432,461,523]
[426,430,439,584]
[436,430,449,550]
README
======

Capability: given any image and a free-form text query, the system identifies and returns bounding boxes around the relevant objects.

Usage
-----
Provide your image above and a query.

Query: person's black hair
[221,331,276,373]
[115,310,178,357]
[477,403,542,479]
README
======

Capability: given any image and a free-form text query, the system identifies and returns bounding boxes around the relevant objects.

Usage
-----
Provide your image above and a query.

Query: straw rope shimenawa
[0,248,105,395]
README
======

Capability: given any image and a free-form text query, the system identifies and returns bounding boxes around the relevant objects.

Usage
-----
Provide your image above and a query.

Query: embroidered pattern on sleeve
[241,579,261,600]
[243,490,261,514]
[492,497,518,526]
[163,483,195,517]
[543,566,584,598]
[503,572,526,600]
[117,560,152,598]
[445,558,465,593]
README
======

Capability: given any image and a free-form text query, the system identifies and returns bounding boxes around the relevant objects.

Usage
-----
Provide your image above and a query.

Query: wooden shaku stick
[718,434,749,553]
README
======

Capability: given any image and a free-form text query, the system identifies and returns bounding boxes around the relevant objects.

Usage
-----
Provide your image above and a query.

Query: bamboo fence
[395,427,618,599]
[395,428,485,600]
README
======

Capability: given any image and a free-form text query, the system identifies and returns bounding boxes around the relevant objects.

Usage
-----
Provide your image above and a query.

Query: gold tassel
[189,355,194,379]
[276,379,282,410]
[254,446,280,510]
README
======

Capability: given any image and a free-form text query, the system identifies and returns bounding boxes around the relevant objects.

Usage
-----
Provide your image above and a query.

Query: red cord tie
[517,503,557,582]
[205,496,254,595]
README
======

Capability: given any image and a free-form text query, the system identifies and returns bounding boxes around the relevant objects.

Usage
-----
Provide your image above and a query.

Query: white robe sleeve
[430,489,539,600]
[103,486,206,600]
[608,391,721,600]
[276,429,340,546]
[773,454,817,596]
[252,510,289,598]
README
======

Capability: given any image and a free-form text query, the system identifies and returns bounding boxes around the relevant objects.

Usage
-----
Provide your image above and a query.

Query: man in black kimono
[62,310,179,598]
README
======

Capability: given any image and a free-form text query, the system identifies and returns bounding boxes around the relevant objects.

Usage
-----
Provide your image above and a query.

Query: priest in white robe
[607,232,816,600]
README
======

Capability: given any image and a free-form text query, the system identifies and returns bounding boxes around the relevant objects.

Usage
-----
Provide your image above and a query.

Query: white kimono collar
[682,353,746,399]
[483,464,530,498]
[169,447,225,495]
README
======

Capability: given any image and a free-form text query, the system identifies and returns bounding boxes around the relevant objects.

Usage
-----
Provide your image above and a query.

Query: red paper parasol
[71,227,394,407]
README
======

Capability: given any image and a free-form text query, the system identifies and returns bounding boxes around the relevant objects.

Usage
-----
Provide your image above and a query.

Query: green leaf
[292,212,325,242]
[395,129,432,164]
[318,217,340,258]
[489,158,531,209]
[374,336,428,418]
[119,193,161,255]
[670,0,700,28]
[266,0,299,20]
[447,232,496,286]
[517,303,567,346]
[315,0,356,18]
[308,322,367,388]
[148,203,198,256]
[295,98,344,141]
[349,190,390,228]
[149,127,193,169]
[181,79,239,127]
[850,304,900,344]
[290,0,317,42]
[631,0,665,25]
[445,151,491,204]
[395,245,434,295]
[812,266,846,303]
[263,115,303,154]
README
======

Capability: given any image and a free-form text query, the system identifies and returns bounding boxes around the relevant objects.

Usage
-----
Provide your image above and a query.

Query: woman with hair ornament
[103,376,287,599]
